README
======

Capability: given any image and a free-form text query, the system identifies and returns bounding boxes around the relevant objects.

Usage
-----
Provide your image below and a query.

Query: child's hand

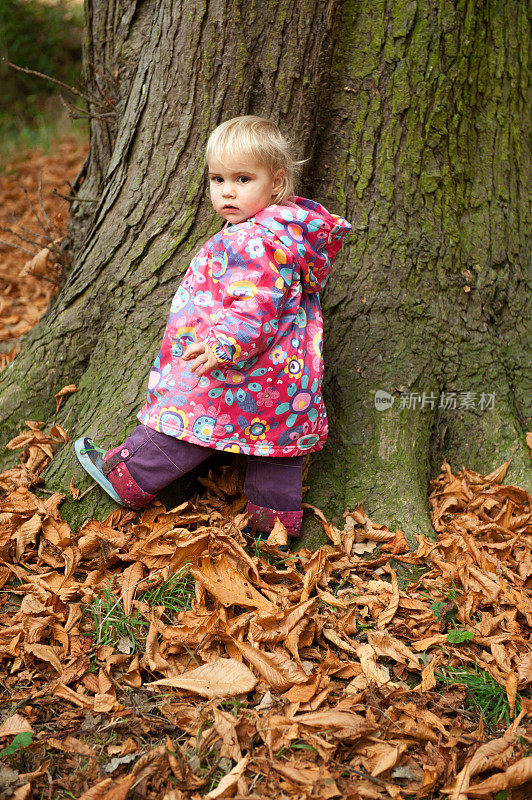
[182,341,219,377]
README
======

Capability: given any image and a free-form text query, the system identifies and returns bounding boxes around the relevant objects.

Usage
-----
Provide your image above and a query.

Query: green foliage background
[0,0,83,139]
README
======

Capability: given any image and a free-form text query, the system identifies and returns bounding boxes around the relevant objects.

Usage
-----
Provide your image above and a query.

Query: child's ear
[272,169,286,197]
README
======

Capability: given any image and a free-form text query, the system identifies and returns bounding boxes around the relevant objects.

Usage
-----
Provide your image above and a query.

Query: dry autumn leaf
[205,755,249,799]
[69,476,80,500]
[21,246,51,277]
[120,561,144,616]
[191,555,275,610]
[0,713,33,737]
[266,516,289,547]
[448,713,525,800]
[147,658,257,698]
[23,642,63,673]
[232,639,309,692]
[356,644,391,686]
[293,708,375,736]
[505,669,518,718]
[54,383,78,413]
[466,755,532,796]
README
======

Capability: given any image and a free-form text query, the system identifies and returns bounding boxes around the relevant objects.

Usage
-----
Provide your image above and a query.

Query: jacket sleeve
[205,229,294,367]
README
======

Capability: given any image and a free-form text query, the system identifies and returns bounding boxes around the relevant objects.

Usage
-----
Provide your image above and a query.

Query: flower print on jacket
[256,387,280,408]
[245,417,271,440]
[270,344,287,364]
[245,236,266,259]
[194,290,214,307]
[284,356,304,380]
[138,197,351,456]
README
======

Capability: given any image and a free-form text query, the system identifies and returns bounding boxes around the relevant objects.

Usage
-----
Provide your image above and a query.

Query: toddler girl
[74,116,350,540]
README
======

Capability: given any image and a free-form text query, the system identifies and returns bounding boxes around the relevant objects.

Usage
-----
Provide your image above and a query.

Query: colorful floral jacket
[137,197,351,456]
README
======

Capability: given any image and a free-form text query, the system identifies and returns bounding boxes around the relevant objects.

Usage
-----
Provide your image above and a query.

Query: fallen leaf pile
[0,419,530,799]
[0,135,88,370]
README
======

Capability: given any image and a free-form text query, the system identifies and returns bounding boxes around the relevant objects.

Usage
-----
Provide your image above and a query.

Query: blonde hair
[206,116,303,203]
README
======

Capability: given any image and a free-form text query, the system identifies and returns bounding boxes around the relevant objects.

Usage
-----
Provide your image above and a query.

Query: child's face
[208,154,284,224]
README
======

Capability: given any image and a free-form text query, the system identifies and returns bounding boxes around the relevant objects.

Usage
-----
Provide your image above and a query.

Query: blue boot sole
[73,437,125,506]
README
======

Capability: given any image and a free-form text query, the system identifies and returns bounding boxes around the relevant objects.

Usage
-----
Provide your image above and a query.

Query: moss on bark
[299,0,530,549]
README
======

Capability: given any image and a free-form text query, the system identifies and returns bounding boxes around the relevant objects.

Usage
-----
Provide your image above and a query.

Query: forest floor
[0,134,88,371]
[0,137,531,800]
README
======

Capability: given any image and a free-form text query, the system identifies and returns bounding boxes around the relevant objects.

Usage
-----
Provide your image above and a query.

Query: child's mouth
[223,205,239,212]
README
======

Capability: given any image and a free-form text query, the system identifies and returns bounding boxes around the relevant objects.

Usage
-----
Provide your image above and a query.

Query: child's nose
[222,182,236,197]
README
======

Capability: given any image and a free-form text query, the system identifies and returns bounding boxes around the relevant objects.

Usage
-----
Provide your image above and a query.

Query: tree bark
[302,0,531,546]
[0,0,529,545]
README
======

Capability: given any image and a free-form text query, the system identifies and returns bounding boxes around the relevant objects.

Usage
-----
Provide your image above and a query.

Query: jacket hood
[254,197,351,293]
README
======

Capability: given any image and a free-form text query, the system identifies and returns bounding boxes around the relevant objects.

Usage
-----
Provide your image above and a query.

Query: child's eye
[210,176,223,183]
[237,176,251,183]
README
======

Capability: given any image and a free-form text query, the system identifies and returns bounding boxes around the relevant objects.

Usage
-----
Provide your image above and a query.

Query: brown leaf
[13,785,32,800]
[76,778,117,799]
[54,383,78,413]
[271,761,340,797]
[191,555,275,611]
[94,694,123,713]
[69,477,80,500]
[119,737,138,755]
[249,598,316,643]
[467,756,532,796]
[143,619,170,672]
[232,640,308,692]
[360,741,404,777]
[212,708,242,761]
[5,432,36,451]
[421,657,438,692]
[270,761,322,784]
[47,736,95,757]
[449,712,525,800]
[266,517,288,547]
[23,643,62,673]
[22,247,51,277]
[283,680,321,704]
[120,562,144,616]
[148,658,257,698]
[505,669,518,718]
[49,423,68,442]
[316,589,348,608]
[13,513,41,560]
[321,627,358,655]
[376,567,400,628]
[397,713,439,744]
[1,486,41,513]
[205,755,249,798]
[53,683,94,709]
[517,651,532,687]
[356,644,391,686]
[293,708,376,741]
[412,634,449,651]
[352,540,378,554]
[482,459,512,484]
[0,713,33,737]
[367,630,420,669]
[122,655,142,688]
[302,502,342,545]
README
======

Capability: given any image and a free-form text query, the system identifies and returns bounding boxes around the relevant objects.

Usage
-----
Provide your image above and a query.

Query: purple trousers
[102,424,304,537]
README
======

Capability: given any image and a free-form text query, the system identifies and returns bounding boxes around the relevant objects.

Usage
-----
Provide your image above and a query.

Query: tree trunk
[304,0,531,546]
[0,0,529,546]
